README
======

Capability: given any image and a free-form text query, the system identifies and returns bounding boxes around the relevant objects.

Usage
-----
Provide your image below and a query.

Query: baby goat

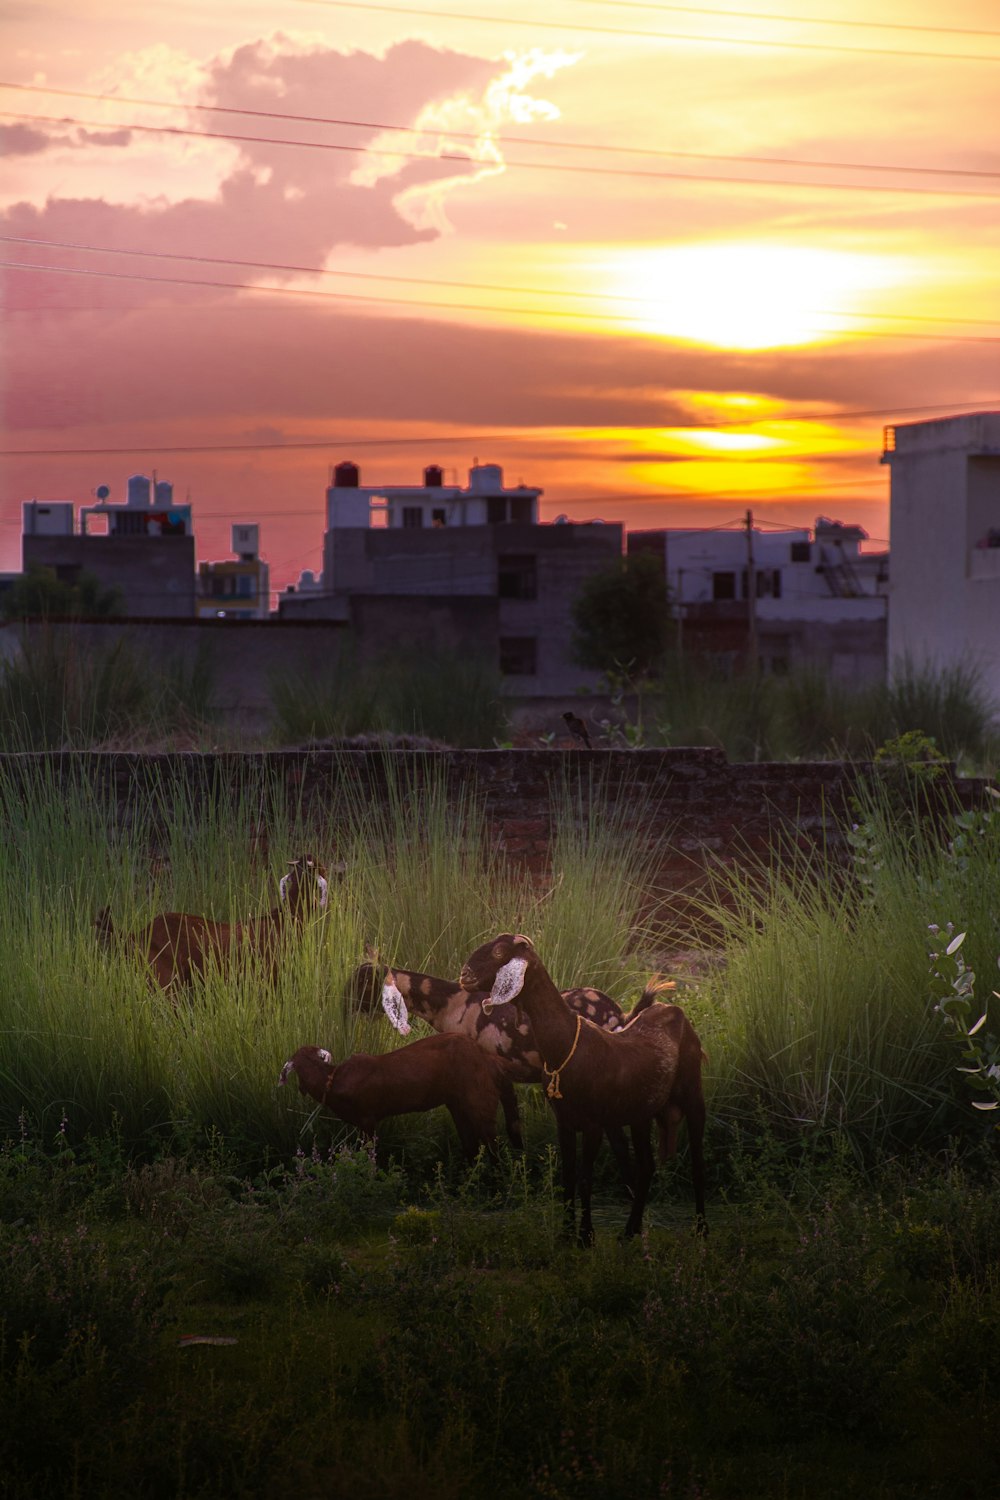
[95,855,330,991]
[278,1036,520,1163]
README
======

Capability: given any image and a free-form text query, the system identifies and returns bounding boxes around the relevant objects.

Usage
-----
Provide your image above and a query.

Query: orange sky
[2,0,999,590]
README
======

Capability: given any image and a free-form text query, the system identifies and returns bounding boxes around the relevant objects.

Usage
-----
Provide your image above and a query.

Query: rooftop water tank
[154,480,173,508]
[127,474,152,507]
[468,463,503,493]
[424,464,444,487]
[334,461,360,488]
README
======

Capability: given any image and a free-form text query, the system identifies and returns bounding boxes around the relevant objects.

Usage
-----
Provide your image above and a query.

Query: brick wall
[5,748,988,901]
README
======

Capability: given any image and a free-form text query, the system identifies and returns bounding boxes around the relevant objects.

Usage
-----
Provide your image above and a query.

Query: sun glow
[604,242,907,350]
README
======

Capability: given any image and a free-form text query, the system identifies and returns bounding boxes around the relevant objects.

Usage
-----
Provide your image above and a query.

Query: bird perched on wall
[563,710,592,748]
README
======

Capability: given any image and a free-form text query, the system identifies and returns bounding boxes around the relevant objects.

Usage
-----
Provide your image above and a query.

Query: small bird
[563,710,592,748]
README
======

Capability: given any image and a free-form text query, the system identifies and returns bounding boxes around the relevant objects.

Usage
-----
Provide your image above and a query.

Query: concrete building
[883,410,1000,699]
[197,524,271,621]
[21,474,195,617]
[629,516,888,680]
[281,461,623,695]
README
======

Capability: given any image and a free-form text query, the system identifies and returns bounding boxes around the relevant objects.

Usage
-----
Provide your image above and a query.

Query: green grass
[3,753,1000,1496]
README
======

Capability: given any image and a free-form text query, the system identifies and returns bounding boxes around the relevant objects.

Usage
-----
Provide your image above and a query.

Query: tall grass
[269,637,508,747]
[0,626,218,750]
[2,750,997,1167]
[0,756,661,1163]
[650,655,997,765]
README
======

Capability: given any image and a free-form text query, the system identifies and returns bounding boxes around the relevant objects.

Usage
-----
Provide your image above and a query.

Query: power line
[0,403,990,459]
[5,259,999,346]
[3,80,996,183]
[6,108,999,200]
[574,0,1000,43]
[7,234,1000,333]
[295,0,1000,64]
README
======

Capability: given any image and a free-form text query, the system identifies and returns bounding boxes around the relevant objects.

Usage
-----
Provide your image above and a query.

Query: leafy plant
[928,925,1000,1118]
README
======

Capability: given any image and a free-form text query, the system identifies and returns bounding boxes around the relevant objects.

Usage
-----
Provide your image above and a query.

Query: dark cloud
[0,122,58,156]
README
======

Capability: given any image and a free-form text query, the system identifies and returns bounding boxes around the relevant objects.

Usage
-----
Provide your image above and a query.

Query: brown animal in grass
[459,933,706,1244]
[347,956,668,1188]
[95,855,330,991]
[278,1036,521,1163]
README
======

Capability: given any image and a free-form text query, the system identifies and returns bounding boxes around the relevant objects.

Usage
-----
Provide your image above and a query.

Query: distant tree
[570,552,671,679]
[0,563,125,621]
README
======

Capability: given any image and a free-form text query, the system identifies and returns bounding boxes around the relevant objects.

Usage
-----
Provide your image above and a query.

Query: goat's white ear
[381,981,412,1036]
[317,1047,333,1064]
[278,873,289,902]
[491,956,528,1006]
[317,875,329,909]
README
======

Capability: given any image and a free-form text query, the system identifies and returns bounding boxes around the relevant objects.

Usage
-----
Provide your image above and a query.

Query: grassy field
[2,755,999,1499]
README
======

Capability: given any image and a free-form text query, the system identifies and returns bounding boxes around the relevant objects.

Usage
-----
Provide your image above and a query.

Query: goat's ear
[491,955,528,1005]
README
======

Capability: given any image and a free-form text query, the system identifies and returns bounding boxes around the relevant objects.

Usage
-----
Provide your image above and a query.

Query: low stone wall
[3,748,989,902]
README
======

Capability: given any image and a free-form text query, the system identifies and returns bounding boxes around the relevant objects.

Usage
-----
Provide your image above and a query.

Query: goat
[360,956,666,1190]
[95,855,330,991]
[459,933,706,1244]
[277,1036,520,1164]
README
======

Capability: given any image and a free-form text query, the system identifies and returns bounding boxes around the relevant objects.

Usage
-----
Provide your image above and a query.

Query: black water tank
[334,461,360,488]
[424,464,444,487]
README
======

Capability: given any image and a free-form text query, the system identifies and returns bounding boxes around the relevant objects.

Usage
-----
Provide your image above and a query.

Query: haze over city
[2,0,998,593]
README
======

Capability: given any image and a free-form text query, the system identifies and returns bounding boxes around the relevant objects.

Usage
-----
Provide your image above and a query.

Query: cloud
[0,122,60,156]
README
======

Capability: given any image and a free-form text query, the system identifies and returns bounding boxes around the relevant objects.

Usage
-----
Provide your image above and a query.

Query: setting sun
[602,242,908,350]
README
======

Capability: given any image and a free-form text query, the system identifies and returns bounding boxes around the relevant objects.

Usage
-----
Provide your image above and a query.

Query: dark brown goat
[95,855,330,991]
[278,1036,520,1163]
[460,933,706,1244]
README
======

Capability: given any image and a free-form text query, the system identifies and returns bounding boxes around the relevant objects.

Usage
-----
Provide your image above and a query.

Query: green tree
[570,552,671,678]
[1,563,124,621]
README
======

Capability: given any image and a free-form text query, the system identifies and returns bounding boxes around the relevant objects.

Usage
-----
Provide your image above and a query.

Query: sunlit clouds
[1,2,997,584]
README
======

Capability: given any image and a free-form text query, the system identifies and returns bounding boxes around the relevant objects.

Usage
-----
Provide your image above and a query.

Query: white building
[883,410,1000,699]
[629,517,888,679]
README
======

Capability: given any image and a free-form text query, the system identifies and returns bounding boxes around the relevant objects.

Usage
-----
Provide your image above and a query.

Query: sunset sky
[2,0,998,592]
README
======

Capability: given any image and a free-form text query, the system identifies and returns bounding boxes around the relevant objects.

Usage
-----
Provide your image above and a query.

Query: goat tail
[623,975,677,1024]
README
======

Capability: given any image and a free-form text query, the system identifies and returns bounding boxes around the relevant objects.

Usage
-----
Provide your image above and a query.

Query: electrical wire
[294,0,1000,64]
[5,108,999,199]
[6,234,1000,333]
[3,80,996,183]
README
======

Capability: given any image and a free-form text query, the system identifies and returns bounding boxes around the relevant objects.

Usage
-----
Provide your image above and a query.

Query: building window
[790,540,811,562]
[402,507,423,529]
[237,575,254,597]
[113,512,149,536]
[509,496,534,523]
[487,496,507,524]
[499,636,537,675]
[432,508,447,528]
[712,571,736,600]
[497,554,537,600]
[741,568,782,599]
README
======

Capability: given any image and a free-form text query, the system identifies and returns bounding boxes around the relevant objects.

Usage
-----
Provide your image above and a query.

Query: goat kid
[460,933,706,1245]
[95,855,330,992]
[278,1036,520,1164]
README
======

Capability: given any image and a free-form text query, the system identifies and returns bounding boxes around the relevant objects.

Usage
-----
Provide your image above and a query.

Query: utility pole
[745,508,758,672]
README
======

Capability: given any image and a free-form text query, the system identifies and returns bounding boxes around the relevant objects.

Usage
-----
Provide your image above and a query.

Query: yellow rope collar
[543,1014,582,1100]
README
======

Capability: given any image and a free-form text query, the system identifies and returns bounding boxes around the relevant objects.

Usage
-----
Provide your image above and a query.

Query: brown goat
[278,1036,520,1163]
[460,933,706,1244]
[95,855,330,991]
